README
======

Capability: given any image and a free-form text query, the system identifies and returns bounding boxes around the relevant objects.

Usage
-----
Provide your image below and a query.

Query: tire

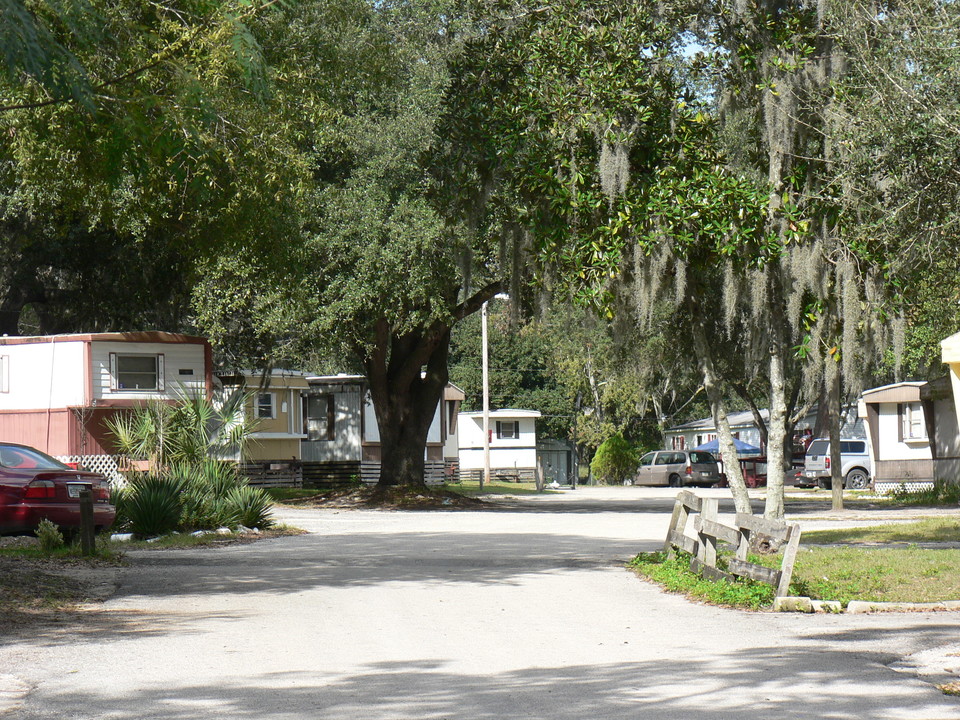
[845,468,870,490]
[668,474,684,488]
[817,478,830,490]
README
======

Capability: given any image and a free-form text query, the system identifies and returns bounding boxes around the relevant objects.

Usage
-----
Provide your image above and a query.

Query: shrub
[172,460,245,530]
[591,434,639,485]
[121,474,185,537]
[36,518,65,551]
[223,485,275,530]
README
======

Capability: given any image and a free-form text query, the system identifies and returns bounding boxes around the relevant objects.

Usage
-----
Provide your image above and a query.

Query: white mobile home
[458,409,541,479]
[0,332,211,457]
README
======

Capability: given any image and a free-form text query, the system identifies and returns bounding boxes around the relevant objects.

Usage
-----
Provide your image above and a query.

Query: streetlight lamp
[482,292,510,490]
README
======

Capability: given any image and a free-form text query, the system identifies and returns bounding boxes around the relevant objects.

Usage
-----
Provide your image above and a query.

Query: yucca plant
[171,460,246,530]
[223,485,275,530]
[121,474,185,538]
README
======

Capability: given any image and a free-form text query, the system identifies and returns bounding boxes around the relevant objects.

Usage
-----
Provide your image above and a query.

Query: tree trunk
[689,312,751,514]
[364,322,451,488]
[827,357,844,511]
[764,334,788,520]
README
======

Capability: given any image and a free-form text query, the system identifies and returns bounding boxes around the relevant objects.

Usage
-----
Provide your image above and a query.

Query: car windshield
[688,451,714,464]
[807,440,829,456]
[0,445,70,470]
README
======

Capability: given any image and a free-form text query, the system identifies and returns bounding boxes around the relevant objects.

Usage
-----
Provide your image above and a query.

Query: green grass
[803,518,960,544]
[0,536,121,562]
[447,480,560,497]
[633,519,960,608]
[629,551,775,610]
[785,546,960,605]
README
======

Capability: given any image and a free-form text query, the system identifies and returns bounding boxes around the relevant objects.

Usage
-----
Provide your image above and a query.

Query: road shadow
[100,529,658,601]
[10,642,958,719]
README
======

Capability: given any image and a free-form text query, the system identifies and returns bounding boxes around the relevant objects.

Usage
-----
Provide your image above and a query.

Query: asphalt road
[1,487,959,719]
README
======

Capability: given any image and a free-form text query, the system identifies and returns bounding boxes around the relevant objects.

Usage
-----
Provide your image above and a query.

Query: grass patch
[803,518,960,545]
[629,551,775,610]
[0,535,121,562]
[633,536,960,608]
[779,546,960,605]
[448,480,560,497]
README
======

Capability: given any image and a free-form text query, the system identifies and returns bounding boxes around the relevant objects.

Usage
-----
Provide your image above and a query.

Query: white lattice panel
[56,454,125,486]
[874,480,935,496]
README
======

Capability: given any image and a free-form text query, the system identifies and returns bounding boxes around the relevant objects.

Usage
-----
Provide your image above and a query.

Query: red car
[0,443,116,535]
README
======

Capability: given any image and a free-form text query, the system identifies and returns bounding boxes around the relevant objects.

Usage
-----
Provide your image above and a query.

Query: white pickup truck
[802,438,873,490]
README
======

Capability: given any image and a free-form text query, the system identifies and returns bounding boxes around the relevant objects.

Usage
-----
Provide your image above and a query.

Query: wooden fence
[663,490,802,598]
[241,460,454,488]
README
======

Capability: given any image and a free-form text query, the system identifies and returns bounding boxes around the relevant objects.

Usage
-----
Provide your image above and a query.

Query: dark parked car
[0,443,115,535]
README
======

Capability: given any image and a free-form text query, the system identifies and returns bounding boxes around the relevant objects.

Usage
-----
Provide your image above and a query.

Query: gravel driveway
[1,487,958,719]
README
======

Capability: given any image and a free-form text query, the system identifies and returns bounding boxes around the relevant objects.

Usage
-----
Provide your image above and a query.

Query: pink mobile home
[0,332,212,456]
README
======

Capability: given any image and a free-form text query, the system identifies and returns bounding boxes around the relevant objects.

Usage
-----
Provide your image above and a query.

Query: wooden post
[776,524,802,597]
[663,495,688,557]
[698,497,719,570]
[79,488,95,556]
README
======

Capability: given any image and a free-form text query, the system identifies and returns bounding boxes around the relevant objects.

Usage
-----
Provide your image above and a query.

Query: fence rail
[663,490,802,597]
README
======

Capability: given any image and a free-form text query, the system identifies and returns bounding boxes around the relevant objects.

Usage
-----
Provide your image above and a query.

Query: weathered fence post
[663,491,701,558]
[776,524,802,597]
[78,488,95,556]
[698,497,719,569]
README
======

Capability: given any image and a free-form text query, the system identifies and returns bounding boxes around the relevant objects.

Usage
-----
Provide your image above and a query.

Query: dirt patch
[0,553,121,633]
[281,485,484,510]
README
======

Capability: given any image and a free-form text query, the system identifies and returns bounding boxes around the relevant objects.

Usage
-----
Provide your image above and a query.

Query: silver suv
[635,450,722,487]
[802,439,872,490]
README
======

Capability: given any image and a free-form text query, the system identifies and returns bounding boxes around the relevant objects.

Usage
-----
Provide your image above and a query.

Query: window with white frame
[111,353,164,391]
[900,402,927,440]
[0,355,7,393]
[256,392,276,419]
[496,420,519,439]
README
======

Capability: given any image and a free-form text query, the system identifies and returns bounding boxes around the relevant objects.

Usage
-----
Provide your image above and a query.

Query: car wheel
[817,478,830,490]
[845,468,870,490]
[668,474,683,488]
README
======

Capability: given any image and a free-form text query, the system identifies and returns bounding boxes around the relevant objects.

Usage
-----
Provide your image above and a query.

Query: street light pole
[481,300,490,491]
[481,293,509,491]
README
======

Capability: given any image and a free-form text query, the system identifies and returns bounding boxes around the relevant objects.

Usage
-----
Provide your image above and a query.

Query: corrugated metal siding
[300,387,363,462]
[0,409,74,455]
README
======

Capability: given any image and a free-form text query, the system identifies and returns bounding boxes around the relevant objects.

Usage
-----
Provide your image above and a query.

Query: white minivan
[802,439,873,490]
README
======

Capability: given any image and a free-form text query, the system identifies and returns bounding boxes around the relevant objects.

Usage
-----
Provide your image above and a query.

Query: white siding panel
[459,447,538,471]
[458,415,538,450]
[878,403,933,461]
[0,341,86,410]
[92,341,206,401]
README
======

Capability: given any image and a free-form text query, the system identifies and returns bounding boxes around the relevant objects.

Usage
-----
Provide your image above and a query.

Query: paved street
[1,487,959,719]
